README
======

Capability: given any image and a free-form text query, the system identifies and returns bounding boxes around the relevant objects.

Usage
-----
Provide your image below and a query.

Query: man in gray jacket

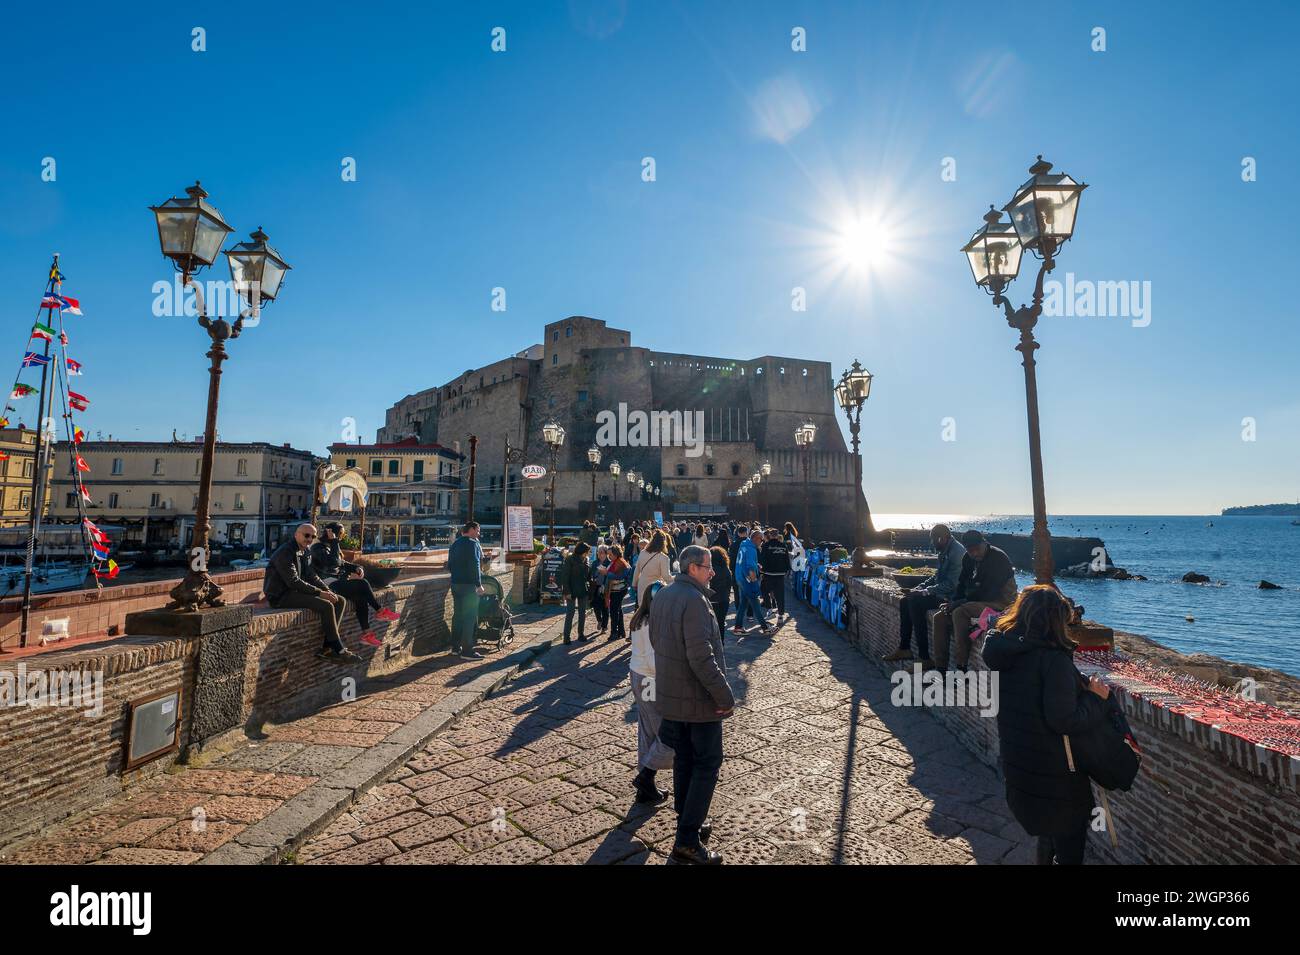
[649,544,735,865]
[884,523,965,669]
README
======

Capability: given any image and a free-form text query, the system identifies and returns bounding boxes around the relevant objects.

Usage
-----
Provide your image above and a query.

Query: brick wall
[841,577,1300,864]
[0,567,510,850]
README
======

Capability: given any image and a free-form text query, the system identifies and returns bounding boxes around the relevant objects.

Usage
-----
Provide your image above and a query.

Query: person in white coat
[632,529,674,603]
[627,581,673,803]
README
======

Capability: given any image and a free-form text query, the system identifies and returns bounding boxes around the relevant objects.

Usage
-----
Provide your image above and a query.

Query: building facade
[47,440,318,552]
[326,438,463,549]
[0,428,40,528]
[376,316,869,539]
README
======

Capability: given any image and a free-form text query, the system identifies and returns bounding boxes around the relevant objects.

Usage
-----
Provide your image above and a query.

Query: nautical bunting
[66,358,83,375]
[74,426,85,444]
[92,559,119,579]
[22,351,51,367]
[40,293,81,315]
[11,384,36,399]
[30,323,54,342]
[75,454,91,472]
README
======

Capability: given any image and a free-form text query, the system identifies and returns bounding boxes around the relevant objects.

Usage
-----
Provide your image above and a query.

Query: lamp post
[794,420,816,544]
[760,461,771,525]
[542,420,565,545]
[502,434,526,521]
[626,469,637,519]
[962,156,1086,584]
[150,183,290,611]
[609,459,620,524]
[836,360,874,550]
[587,446,601,520]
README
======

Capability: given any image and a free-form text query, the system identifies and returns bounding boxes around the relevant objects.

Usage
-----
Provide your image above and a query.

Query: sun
[835,217,892,272]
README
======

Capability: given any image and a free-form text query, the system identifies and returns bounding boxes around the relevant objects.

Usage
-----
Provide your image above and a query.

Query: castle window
[731,463,741,476]
[675,464,686,477]
[552,330,559,342]
[552,354,558,365]
[565,326,573,337]
[577,391,588,402]
[705,464,715,476]
[818,466,828,478]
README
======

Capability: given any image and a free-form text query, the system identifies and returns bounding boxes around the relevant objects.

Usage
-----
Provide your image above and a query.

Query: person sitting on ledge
[933,529,1018,671]
[311,521,399,649]
[264,523,361,664]
[883,523,964,669]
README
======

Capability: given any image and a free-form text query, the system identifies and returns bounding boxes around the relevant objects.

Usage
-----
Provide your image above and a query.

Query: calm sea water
[874,514,1300,678]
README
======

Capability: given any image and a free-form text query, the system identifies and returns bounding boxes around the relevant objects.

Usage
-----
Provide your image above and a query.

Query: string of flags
[10,256,114,583]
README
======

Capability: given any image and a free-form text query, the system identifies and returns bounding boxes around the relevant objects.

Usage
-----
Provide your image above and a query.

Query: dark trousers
[712,601,729,638]
[761,574,787,615]
[608,592,626,639]
[1037,824,1088,865]
[329,576,380,629]
[589,585,608,629]
[450,583,480,655]
[899,590,945,658]
[564,594,588,640]
[658,719,724,849]
[276,590,346,653]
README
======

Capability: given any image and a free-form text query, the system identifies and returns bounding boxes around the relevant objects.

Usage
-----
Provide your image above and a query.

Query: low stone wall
[0,567,510,851]
[841,577,1300,864]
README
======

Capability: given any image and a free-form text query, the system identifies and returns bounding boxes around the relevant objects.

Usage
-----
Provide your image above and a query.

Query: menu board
[506,506,535,553]
[541,547,565,599]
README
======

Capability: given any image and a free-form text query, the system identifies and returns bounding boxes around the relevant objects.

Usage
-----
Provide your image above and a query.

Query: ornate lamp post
[586,446,601,520]
[150,183,290,611]
[962,155,1086,584]
[836,360,874,550]
[608,458,620,523]
[760,461,771,525]
[542,420,565,545]
[794,420,816,544]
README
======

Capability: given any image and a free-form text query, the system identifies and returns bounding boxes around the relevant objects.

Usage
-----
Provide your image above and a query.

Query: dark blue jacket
[448,535,482,587]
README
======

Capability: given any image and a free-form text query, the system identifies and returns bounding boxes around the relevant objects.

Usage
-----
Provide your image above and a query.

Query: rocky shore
[1113,628,1300,714]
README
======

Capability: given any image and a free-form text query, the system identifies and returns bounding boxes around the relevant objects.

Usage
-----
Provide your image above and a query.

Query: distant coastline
[1220,503,1300,516]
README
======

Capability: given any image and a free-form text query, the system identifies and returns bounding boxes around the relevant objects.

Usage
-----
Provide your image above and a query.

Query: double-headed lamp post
[609,459,621,522]
[794,420,816,543]
[961,155,1087,584]
[835,360,874,550]
[150,182,291,611]
[587,446,601,521]
[542,420,565,545]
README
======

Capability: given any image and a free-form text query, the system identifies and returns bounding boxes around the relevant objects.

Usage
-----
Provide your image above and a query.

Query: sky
[0,1,1296,516]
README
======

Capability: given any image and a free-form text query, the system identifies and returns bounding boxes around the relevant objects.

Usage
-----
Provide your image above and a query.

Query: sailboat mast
[18,255,59,648]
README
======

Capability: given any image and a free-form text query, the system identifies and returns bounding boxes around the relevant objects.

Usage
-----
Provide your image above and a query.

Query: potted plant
[890,565,933,591]
[339,535,362,561]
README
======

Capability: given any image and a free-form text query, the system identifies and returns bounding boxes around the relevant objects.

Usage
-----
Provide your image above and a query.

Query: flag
[74,426,85,444]
[0,453,7,461]
[69,398,88,412]
[40,292,82,315]
[75,454,90,472]
[78,483,93,503]
[68,390,88,403]
[22,351,51,367]
[66,358,83,375]
[0,419,8,429]
[59,331,68,346]
[10,384,36,399]
[93,559,119,579]
[30,323,54,342]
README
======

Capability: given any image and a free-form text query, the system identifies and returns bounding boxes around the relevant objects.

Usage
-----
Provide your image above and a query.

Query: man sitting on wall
[311,521,400,649]
[264,523,362,664]
[883,524,964,670]
[933,530,1018,671]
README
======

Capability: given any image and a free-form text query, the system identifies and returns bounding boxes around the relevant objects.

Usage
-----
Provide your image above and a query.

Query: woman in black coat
[708,545,735,638]
[981,584,1110,865]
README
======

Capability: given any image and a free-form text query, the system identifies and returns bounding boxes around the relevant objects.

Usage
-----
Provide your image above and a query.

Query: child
[603,545,633,642]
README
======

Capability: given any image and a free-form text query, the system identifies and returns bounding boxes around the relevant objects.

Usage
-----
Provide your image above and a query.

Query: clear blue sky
[1,1,1296,515]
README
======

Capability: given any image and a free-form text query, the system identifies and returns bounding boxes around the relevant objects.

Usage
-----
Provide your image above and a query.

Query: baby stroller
[475,575,515,651]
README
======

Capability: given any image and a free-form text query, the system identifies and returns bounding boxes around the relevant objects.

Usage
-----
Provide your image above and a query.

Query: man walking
[448,521,486,660]
[759,526,792,625]
[883,523,964,669]
[733,529,771,636]
[650,545,735,865]
[264,523,361,663]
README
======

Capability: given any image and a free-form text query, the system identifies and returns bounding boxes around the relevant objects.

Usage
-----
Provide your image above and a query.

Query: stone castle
[377,316,868,536]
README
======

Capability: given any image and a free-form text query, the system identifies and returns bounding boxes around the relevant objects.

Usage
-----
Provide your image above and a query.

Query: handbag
[1061,666,1142,792]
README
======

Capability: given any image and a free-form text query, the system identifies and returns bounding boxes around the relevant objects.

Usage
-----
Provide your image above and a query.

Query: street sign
[522,464,546,480]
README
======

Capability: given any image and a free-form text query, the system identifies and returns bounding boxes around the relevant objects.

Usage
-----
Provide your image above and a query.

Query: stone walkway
[299,594,1035,865]
[0,609,567,865]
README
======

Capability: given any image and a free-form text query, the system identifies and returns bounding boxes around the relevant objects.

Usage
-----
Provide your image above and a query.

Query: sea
[873,514,1300,679]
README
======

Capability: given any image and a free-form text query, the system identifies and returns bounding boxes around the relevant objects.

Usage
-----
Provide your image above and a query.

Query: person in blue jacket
[732,529,771,636]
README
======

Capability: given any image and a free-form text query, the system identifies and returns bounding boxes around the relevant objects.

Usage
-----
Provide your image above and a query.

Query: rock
[1182,572,1210,584]
[1130,574,1148,581]
[1259,580,1282,590]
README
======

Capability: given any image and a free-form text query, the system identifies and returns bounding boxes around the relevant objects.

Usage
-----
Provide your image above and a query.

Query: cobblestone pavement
[0,609,566,865]
[300,593,1036,865]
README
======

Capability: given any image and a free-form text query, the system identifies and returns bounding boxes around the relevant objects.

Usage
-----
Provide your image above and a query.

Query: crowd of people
[259,517,1116,866]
